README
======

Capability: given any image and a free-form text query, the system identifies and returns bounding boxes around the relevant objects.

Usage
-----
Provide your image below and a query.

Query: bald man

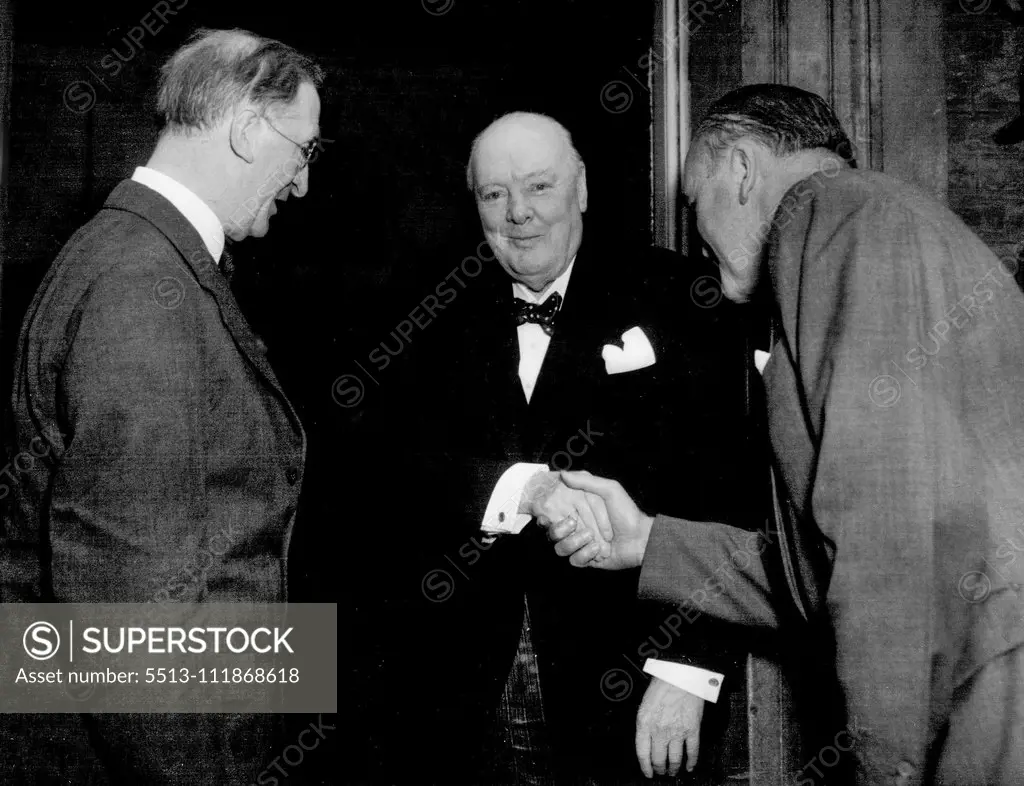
[368,112,764,784]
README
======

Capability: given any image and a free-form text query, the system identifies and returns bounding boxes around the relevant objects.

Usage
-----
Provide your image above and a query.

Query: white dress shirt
[514,256,576,403]
[478,255,723,702]
[481,258,575,535]
[131,166,225,265]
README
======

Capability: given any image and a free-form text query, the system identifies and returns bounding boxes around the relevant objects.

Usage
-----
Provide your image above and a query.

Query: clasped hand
[522,471,612,562]
[536,470,654,571]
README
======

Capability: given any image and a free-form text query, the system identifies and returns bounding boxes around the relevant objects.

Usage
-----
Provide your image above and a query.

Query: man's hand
[636,677,704,778]
[542,470,653,570]
[522,472,613,561]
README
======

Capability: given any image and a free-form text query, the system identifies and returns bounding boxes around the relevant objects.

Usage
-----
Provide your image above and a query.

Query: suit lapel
[470,269,530,461]
[103,181,305,438]
[527,244,611,459]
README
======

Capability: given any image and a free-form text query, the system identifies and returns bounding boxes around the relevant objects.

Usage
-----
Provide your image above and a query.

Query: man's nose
[505,192,531,224]
[290,164,309,198]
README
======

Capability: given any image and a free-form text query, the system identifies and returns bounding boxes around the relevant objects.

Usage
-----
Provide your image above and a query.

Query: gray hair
[157,28,324,134]
[693,84,857,173]
[465,111,583,191]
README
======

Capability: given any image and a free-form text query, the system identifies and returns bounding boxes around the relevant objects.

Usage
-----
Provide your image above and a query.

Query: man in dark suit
[368,112,762,785]
[548,85,1024,785]
[1,29,321,784]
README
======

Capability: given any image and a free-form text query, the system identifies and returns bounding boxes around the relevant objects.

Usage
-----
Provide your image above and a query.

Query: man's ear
[729,142,758,206]
[229,109,261,164]
[576,163,588,213]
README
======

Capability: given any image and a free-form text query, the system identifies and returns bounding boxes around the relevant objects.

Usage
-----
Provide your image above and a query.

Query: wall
[946,0,1024,286]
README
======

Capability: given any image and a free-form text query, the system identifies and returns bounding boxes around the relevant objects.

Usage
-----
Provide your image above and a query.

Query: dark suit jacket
[1,180,306,784]
[364,238,765,783]
[638,169,1024,785]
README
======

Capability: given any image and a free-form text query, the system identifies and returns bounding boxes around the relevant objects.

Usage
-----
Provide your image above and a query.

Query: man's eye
[481,191,503,201]
[530,183,550,192]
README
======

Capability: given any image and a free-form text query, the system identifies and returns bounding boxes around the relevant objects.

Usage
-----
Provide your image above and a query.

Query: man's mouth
[507,234,541,248]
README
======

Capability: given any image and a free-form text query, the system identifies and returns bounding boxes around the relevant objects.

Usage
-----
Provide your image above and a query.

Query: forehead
[474,121,567,181]
[279,82,321,135]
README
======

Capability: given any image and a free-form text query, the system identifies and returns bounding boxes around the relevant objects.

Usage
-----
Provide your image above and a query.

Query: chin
[247,219,271,238]
[721,270,757,303]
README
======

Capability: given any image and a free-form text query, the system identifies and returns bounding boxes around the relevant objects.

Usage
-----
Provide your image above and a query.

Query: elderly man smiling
[2,28,320,785]
[374,111,759,784]
[547,84,1024,785]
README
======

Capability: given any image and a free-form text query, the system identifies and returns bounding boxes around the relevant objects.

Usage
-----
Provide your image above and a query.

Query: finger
[586,491,613,542]
[546,517,578,541]
[568,541,602,567]
[685,728,700,772]
[552,526,593,558]
[535,499,573,525]
[667,734,684,777]
[558,469,611,495]
[574,500,603,546]
[650,733,668,777]
[635,727,653,779]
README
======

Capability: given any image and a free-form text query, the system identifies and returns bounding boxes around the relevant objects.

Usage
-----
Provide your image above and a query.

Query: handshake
[522,470,654,571]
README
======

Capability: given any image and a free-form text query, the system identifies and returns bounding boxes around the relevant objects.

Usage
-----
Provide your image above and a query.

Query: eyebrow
[475,169,558,191]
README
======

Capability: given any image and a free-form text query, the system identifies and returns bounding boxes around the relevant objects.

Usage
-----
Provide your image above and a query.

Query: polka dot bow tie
[512,292,562,336]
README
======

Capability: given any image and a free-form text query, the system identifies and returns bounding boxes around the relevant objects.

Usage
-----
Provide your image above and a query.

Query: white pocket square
[754,349,771,376]
[602,326,656,375]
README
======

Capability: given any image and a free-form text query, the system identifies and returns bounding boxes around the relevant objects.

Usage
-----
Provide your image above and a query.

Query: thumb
[559,469,610,495]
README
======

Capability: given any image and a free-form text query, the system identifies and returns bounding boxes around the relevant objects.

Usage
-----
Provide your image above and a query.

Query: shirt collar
[512,254,577,306]
[131,166,226,264]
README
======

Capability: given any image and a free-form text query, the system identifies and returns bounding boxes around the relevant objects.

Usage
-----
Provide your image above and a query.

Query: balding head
[468,112,587,293]
[157,28,323,135]
[145,28,322,243]
[467,112,582,191]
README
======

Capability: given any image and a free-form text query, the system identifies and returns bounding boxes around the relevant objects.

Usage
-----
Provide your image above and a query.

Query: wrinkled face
[472,119,587,292]
[683,140,764,302]
[229,81,320,241]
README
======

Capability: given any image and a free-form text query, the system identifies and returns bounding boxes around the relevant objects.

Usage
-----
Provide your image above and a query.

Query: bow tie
[512,292,562,336]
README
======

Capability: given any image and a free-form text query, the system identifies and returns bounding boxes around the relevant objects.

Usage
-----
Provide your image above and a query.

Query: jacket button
[286,467,299,485]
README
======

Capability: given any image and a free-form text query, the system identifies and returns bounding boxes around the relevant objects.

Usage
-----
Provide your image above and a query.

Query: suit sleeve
[639,515,781,630]
[52,258,211,603]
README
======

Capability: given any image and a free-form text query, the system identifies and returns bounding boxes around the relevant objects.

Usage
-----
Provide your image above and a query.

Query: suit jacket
[367,237,765,783]
[638,169,1024,785]
[1,180,306,784]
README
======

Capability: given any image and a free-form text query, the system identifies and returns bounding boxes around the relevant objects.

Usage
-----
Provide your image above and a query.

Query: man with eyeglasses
[2,28,322,785]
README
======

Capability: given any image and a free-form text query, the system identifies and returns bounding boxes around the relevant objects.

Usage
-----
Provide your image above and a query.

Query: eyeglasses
[264,116,320,168]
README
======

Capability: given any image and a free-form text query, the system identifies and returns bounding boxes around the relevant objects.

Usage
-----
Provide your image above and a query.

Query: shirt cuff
[643,658,724,703]
[481,463,549,534]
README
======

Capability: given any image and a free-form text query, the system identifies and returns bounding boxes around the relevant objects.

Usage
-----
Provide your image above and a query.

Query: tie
[512,292,562,336]
[220,247,235,283]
